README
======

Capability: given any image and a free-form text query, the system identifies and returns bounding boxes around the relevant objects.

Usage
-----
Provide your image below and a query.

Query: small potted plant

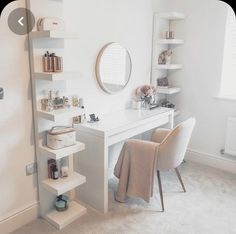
[135,85,157,109]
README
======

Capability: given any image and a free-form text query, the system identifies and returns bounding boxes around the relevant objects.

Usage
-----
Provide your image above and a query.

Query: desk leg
[75,131,108,213]
[169,112,174,129]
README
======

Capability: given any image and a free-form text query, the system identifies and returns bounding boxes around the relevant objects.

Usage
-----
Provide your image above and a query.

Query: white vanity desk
[75,107,174,213]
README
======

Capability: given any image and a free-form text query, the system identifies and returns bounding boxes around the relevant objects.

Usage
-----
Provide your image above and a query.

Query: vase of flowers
[135,85,156,109]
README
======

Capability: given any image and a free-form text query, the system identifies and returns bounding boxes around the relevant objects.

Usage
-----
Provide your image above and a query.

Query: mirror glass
[96,43,132,94]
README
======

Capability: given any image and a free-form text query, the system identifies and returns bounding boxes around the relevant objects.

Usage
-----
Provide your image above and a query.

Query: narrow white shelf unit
[156,64,183,70]
[42,172,86,196]
[157,87,181,94]
[159,12,185,20]
[39,142,85,160]
[46,201,87,230]
[26,0,87,229]
[152,12,185,119]
[30,30,79,39]
[157,39,184,45]
[34,71,82,81]
[37,107,84,122]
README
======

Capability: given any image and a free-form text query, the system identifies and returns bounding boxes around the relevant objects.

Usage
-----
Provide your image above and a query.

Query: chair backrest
[156,118,196,171]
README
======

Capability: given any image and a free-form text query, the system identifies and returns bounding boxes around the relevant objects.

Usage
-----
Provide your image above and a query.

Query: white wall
[0,1,38,233]
[153,0,236,171]
[63,0,153,115]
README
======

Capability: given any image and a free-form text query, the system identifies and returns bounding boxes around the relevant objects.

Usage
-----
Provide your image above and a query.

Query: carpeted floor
[12,162,236,234]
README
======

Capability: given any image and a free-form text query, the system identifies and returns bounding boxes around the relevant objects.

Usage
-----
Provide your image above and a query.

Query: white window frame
[218,6,236,100]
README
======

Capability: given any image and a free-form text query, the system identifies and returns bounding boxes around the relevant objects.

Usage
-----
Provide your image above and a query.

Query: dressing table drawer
[107,115,169,146]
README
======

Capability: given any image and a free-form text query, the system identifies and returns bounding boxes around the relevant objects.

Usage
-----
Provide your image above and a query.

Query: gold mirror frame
[95,42,132,94]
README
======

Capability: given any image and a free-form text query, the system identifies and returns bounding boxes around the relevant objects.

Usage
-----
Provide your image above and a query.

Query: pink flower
[136,85,156,98]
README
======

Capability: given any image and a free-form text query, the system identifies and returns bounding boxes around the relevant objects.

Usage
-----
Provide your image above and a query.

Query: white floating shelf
[34,72,82,81]
[158,39,184,45]
[37,107,84,122]
[42,172,86,196]
[39,142,85,160]
[30,31,79,39]
[159,12,185,20]
[157,87,181,94]
[156,64,183,70]
[46,201,87,230]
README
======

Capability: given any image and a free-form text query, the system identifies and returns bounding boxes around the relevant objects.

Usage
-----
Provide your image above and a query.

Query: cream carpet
[12,162,236,234]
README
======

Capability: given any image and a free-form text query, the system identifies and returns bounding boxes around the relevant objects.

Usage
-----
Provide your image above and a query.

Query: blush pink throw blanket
[114,139,159,203]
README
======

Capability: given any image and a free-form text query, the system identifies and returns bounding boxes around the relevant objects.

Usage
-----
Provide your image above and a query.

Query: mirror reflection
[96,43,132,94]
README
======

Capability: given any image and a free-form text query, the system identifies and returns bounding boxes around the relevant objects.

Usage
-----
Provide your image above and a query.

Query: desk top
[75,107,173,137]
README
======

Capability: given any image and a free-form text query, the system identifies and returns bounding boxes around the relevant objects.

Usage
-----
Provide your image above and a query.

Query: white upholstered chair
[152,117,196,211]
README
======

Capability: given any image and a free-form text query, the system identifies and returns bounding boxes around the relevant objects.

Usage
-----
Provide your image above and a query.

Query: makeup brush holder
[43,52,63,73]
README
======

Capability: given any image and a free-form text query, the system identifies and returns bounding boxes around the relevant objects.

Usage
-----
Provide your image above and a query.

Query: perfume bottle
[72,95,79,107]
[52,165,59,180]
[60,158,69,178]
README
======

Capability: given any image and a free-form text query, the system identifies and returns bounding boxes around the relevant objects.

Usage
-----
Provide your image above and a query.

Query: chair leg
[181,160,186,164]
[175,167,186,192]
[157,171,164,212]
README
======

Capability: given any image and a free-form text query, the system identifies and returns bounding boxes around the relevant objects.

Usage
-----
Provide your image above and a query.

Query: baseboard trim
[186,149,236,174]
[0,202,39,234]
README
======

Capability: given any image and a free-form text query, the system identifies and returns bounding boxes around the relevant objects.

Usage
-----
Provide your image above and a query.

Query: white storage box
[37,17,65,31]
[47,127,76,150]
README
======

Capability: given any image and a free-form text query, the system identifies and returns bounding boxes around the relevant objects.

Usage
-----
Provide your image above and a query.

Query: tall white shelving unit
[26,0,87,230]
[151,12,185,114]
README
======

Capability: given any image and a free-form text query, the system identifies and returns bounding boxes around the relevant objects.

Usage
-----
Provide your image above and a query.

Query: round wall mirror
[96,43,132,94]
